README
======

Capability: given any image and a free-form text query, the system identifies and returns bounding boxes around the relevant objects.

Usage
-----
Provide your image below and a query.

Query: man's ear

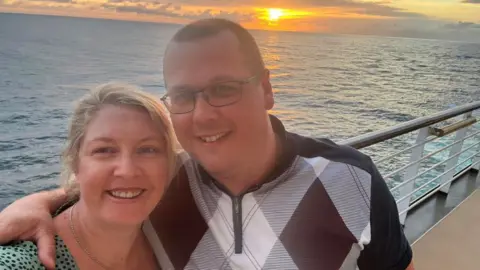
[261,69,274,110]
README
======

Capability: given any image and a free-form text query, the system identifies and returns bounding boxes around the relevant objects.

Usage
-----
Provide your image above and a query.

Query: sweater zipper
[211,179,262,255]
[232,196,243,254]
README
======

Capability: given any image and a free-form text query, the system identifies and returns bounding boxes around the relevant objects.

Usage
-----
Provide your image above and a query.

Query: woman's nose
[113,154,139,178]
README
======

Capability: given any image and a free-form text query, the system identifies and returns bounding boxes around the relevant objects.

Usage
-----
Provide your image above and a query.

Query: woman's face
[76,105,169,225]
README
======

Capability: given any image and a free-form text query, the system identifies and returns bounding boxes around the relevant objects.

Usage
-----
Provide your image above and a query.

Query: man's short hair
[169,18,266,74]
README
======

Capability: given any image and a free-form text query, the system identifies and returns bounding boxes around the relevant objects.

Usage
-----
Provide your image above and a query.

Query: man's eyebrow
[209,75,237,82]
[169,85,196,93]
[167,75,241,93]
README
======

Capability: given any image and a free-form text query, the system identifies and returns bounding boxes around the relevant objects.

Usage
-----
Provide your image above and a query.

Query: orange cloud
[1,0,479,41]
[0,0,426,23]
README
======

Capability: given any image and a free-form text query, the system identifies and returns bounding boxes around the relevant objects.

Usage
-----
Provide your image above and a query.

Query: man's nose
[192,94,219,123]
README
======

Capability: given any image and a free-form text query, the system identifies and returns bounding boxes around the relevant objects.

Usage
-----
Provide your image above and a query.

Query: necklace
[69,204,110,269]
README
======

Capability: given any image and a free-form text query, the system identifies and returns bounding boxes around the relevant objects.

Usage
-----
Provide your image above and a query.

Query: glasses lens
[206,82,243,107]
[164,92,194,114]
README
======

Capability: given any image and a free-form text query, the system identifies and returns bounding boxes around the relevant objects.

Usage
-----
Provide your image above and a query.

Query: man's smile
[198,132,230,143]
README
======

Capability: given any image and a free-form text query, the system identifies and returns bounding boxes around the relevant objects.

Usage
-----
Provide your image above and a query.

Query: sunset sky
[1,0,480,41]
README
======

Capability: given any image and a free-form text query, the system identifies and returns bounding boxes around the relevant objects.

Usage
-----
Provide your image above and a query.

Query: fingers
[36,228,56,270]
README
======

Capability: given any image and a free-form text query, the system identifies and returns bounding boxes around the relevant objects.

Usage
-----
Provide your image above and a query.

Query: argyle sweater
[144,115,412,270]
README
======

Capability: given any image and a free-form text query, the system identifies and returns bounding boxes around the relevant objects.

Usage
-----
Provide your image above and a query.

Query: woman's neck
[54,201,154,269]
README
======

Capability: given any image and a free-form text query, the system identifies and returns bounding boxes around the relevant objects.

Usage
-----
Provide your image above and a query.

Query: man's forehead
[163,31,251,88]
[166,30,241,56]
[163,30,244,72]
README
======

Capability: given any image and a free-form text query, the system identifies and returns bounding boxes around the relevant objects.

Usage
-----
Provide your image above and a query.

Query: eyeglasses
[161,74,259,114]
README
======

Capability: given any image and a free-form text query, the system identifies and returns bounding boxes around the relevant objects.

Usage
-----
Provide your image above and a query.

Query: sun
[267,8,284,21]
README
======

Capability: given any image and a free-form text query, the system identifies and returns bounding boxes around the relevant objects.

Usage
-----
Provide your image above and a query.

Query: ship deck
[404,169,480,270]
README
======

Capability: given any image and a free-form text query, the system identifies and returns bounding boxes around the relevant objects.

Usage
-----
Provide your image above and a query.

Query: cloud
[101,1,255,21]
[28,0,73,2]
[102,2,173,15]
[103,3,178,16]
[0,0,76,6]
[173,0,426,18]
[0,0,428,19]
[444,21,480,29]
[344,2,425,18]
[309,16,480,42]
[462,0,480,3]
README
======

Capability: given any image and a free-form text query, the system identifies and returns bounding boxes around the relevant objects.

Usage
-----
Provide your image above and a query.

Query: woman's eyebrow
[138,136,164,143]
[88,137,115,143]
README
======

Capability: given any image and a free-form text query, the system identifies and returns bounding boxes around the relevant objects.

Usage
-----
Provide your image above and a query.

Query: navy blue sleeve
[357,161,413,270]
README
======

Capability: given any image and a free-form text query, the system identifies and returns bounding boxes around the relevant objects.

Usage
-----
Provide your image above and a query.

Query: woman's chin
[100,210,151,227]
[81,191,160,226]
[96,199,157,226]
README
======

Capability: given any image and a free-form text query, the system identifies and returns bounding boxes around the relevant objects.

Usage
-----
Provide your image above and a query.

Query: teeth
[201,133,226,143]
[109,190,143,199]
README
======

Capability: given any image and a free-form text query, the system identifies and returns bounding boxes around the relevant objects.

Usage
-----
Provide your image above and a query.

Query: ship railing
[340,101,480,224]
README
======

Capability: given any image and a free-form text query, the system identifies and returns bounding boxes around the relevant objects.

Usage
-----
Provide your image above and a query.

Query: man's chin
[195,155,231,176]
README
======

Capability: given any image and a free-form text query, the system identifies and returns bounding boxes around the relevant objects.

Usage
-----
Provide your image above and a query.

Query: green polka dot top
[0,235,78,270]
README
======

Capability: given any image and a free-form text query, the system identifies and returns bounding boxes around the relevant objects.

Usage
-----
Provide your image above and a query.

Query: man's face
[163,30,274,175]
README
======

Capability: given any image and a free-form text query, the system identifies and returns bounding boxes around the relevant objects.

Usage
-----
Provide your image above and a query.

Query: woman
[0,82,177,269]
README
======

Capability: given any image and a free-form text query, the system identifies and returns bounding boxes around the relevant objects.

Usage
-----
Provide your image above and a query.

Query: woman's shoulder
[0,235,76,270]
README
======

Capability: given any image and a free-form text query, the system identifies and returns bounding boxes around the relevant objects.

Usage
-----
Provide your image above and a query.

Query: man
[0,18,414,269]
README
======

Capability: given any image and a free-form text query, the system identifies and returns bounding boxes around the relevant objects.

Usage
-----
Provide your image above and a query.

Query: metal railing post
[439,112,472,194]
[473,130,480,171]
[476,167,480,186]
[398,127,429,225]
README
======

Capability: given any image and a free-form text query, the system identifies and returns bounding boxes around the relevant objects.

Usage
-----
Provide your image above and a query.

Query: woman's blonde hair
[61,82,177,198]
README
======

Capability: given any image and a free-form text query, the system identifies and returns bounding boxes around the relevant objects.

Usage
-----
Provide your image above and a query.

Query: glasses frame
[161,74,260,114]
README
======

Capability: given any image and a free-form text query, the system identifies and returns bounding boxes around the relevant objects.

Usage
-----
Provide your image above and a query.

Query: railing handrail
[339,101,480,149]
